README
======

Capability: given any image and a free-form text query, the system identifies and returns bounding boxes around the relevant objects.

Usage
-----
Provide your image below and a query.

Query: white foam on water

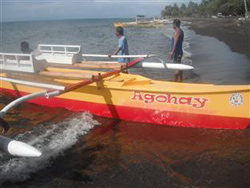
[0,112,99,185]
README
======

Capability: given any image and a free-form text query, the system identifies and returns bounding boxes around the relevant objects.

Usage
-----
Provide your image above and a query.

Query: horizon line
[1,17,139,23]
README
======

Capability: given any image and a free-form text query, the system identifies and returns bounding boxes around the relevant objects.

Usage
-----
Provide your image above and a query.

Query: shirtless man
[170,19,184,82]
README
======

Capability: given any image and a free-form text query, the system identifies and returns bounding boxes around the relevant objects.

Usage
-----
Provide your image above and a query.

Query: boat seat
[0,53,48,73]
[34,44,82,65]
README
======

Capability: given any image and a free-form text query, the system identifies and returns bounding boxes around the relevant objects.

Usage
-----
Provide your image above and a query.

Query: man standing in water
[109,26,130,63]
[170,19,184,82]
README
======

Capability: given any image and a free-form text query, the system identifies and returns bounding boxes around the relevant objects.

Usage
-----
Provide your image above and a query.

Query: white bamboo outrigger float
[0,135,42,157]
[0,44,194,157]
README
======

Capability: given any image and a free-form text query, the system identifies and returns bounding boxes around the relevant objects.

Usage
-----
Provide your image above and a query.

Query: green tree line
[161,0,250,17]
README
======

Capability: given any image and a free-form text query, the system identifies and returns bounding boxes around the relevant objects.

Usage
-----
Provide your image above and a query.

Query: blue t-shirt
[118,36,130,63]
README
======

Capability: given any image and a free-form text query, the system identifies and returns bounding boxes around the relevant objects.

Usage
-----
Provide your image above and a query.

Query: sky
[1,0,201,22]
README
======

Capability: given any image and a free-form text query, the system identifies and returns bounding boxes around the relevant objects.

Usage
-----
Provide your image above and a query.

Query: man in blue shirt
[109,27,130,63]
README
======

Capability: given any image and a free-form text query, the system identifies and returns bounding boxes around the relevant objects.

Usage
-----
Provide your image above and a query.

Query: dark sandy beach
[184,18,250,59]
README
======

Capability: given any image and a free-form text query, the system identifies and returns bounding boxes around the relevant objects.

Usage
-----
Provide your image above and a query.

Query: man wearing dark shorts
[170,19,184,82]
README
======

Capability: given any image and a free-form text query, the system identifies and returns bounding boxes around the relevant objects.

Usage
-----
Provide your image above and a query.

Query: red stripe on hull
[1,88,250,129]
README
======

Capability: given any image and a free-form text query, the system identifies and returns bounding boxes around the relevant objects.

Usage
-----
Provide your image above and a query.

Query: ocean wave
[0,112,98,185]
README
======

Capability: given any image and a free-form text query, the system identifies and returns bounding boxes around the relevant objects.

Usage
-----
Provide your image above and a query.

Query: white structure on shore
[135,15,146,23]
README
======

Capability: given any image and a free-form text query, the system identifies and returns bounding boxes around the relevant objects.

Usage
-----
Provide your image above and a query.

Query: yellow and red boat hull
[1,68,250,129]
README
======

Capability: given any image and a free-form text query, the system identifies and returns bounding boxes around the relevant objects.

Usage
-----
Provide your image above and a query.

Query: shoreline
[183,18,250,59]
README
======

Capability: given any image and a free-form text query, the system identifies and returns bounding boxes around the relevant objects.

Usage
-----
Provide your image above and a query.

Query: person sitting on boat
[109,26,130,63]
[21,41,33,54]
[169,19,184,82]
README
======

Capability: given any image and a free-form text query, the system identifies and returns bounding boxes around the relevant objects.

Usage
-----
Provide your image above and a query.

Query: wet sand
[184,18,250,59]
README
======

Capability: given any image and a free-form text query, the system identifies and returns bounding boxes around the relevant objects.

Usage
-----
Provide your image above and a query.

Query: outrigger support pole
[0,91,47,119]
[0,90,64,121]
[0,90,63,157]
[0,92,41,133]
[0,90,63,129]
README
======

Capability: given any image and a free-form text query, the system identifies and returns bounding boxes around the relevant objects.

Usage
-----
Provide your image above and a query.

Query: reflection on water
[0,94,250,188]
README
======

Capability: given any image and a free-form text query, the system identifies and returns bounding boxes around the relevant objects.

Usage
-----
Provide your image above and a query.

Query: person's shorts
[118,58,130,63]
[173,53,182,63]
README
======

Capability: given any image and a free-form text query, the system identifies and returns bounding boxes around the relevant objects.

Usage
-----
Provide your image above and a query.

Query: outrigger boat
[0,44,249,139]
[0,44,250,157]
[114,21,164,28]
[114,15,164,28]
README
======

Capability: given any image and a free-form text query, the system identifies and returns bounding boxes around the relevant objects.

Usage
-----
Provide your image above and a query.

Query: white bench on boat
[0,53,48,73]
[34,44,82,65]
